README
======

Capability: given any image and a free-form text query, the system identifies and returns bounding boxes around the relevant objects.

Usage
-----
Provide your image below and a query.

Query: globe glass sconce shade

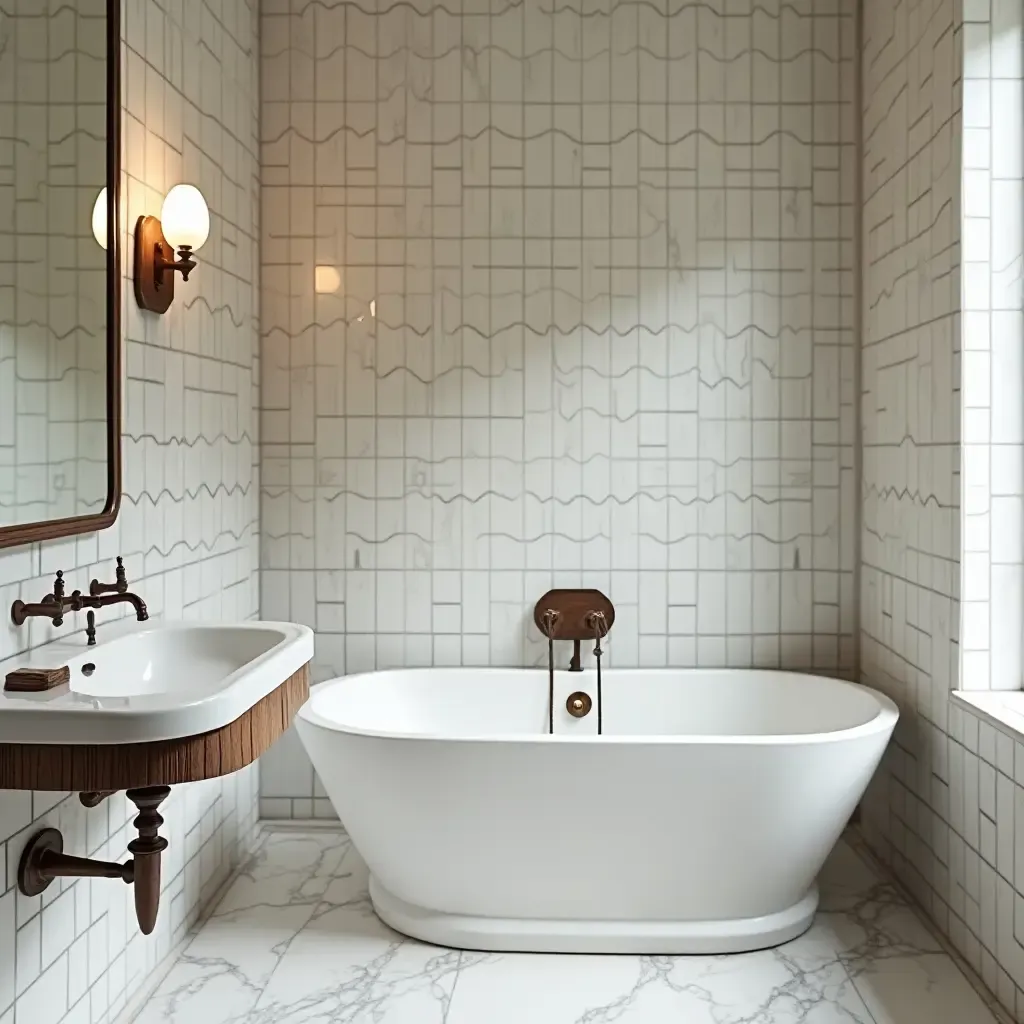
[160,184,210,251]
[92,188,107,250]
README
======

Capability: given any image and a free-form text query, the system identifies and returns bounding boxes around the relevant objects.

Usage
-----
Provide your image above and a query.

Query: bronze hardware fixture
[11,559,148,637]
[19,785,170,934]
[534,589,615,638]
[86,612,96,646]
[90,556,149,622]
[566,691,592,718]
[134,215,195,314]
[11,570,72,628]
[534,589,615,669]
[541,609,560,733]
[586,610,609,734]
[535,589,614,733]
[79,790,115,808]
[90,554,128,595]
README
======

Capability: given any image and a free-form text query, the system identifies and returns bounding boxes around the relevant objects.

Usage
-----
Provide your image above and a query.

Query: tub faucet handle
[585,610,608,653]
[541,608,560,637]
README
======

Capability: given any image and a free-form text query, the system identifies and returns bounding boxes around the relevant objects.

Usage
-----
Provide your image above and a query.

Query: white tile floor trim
[126,827,1010,1024]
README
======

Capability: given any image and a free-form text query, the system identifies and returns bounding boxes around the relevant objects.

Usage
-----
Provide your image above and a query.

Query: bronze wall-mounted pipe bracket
[18,785,170,934]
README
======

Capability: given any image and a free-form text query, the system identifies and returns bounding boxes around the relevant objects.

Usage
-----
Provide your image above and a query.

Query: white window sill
[952,690,1024,743]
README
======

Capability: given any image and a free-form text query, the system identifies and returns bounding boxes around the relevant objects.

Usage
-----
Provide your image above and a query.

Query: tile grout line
[830,942,882,1024]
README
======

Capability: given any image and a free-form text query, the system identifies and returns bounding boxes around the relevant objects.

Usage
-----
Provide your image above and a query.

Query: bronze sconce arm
[158,243,196,281]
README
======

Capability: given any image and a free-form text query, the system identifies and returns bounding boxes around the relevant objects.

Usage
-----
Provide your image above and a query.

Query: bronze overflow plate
[566,691,593,718]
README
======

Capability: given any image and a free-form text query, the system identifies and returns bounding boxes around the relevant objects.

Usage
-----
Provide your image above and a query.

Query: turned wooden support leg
[18,784,172,936]
[126,786,170,935]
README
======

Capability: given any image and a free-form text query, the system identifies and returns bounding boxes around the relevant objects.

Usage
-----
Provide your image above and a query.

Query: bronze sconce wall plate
[134,215,183,314]
[133,186,207,314]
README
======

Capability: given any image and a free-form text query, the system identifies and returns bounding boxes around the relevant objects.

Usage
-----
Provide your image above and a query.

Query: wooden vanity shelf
[5,664,309,936]
[0,664,308,791]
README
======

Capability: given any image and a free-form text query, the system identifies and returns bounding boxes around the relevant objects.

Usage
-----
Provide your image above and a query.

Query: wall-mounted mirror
[0,0,120,548]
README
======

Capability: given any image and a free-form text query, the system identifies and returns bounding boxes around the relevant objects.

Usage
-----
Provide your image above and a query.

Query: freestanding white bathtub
[295,667,898,954]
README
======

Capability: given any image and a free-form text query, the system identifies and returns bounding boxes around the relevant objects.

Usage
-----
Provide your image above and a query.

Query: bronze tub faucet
[534,589,615,734]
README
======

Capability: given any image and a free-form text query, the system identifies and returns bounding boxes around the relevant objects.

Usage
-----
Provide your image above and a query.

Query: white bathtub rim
[369,875,820,954]
[296,670,899,746]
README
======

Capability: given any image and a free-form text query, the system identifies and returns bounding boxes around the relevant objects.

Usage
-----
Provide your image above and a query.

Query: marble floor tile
[249,942,464,1023]
[128,832,1002,1024]
[132,833,350,1024]
[817,881,943,964]
[213,832,351,915]
[445,943,875,1024]
[130,955,266,1024]
[847,953,998,1024]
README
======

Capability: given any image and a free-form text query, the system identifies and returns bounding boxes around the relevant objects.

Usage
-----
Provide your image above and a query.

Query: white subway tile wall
[860,0,1024,1021]
[258,0,860,813]
[0,0,261,1021]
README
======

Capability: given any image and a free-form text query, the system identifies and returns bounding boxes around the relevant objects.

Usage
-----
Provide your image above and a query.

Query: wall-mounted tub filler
[535,588,613,733]
[296,665,898,956]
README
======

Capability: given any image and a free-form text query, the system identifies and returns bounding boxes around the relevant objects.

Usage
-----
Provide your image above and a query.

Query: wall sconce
[134,184,210,314]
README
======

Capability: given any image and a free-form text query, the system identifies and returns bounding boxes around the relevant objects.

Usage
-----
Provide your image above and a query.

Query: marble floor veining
[130,829,1000,1024]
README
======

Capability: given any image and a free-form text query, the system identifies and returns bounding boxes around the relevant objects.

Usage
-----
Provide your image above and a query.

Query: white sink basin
[0,620,313,745]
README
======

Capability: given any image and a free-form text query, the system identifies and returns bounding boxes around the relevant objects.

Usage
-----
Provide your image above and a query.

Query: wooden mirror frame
[0,0,122,550]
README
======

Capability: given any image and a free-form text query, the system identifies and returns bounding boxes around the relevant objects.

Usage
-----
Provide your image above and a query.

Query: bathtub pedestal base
[369,876,819,955]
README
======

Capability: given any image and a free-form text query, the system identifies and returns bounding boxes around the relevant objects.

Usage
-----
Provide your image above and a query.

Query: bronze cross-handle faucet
[86,556,149,641]
[11,570,79,628]
[11,558,149,642]
[90,555,129,596]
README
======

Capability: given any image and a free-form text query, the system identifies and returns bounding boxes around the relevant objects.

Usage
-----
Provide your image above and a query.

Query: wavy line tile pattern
[0,0,262,1022]
[258,0,859,813]
[0,0,110,523]
[859,0,1024,1021]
